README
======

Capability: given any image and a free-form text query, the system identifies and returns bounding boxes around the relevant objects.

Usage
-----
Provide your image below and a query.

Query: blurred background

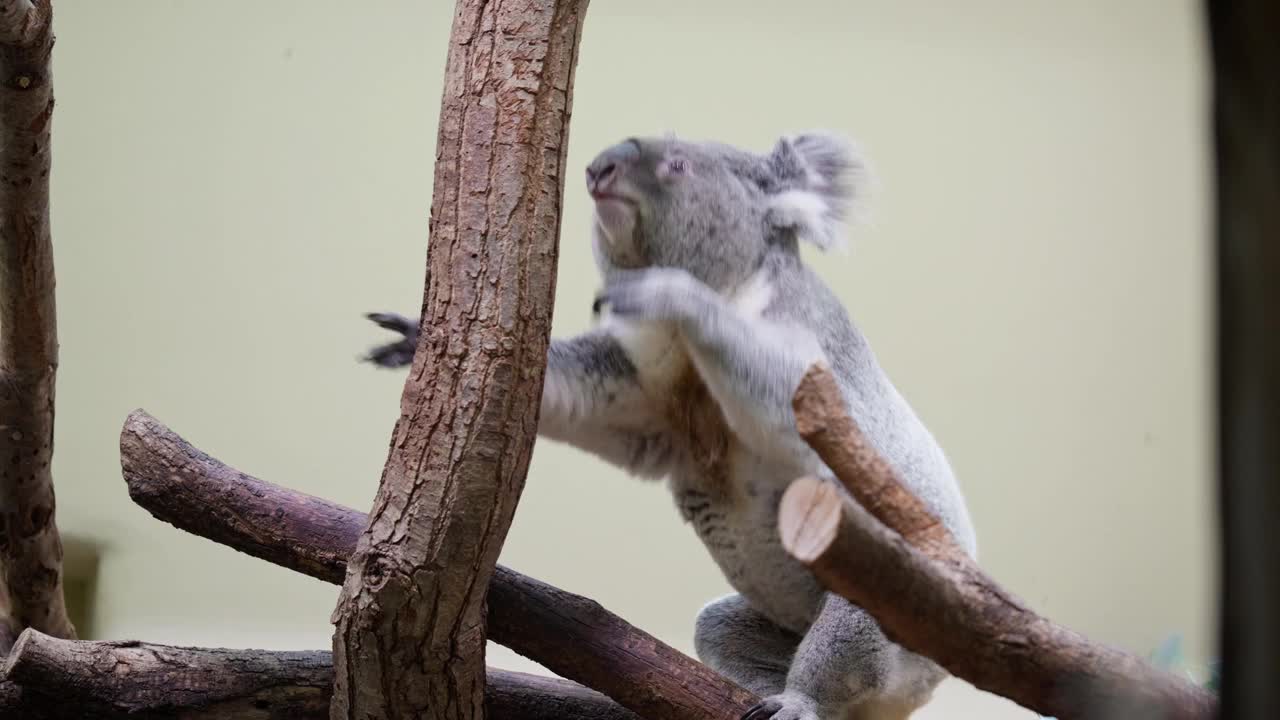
[46,2,1212,717]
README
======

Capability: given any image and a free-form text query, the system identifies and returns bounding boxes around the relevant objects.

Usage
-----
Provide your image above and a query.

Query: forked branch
[784,364,1217,720]
[120,409,759,720]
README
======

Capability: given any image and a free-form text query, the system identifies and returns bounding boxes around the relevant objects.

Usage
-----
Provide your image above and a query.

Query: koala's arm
[598,270,827,470]
[363,312,675,478]
[539,330,678,478]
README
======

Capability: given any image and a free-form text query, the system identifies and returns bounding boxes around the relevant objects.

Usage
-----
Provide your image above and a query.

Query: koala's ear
[765,132,870,252]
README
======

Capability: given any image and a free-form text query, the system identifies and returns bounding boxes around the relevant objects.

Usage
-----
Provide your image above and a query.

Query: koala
[363,133,978,720]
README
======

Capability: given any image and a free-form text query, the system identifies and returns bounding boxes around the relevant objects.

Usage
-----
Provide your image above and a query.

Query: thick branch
[0,0,72,652]
[120,409,758,720]
[329,2,591,717]
[0,629,638,720]
[785,364,1218,720]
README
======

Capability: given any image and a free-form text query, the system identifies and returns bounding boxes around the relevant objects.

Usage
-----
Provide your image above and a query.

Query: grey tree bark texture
[0,0,74,655]
[0,629,639,720]
[1207,1,1280,717]
[785,366,1217,720]
[119,409,759,720]
[329,2,591,719]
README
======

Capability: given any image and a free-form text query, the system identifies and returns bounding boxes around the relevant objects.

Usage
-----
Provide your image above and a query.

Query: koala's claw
[365,312,415,334]
[362,311,418,368]
[741,693,819,720]
[742,698,784,720]
[593,267,707,322]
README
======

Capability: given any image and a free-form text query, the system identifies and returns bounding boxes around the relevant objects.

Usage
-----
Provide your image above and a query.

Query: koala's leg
[694,594,801,697]
[363,313,675,478]
[748,594,943,720]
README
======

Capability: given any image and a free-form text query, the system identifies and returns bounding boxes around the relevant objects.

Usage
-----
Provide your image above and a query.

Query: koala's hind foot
[362,311,418,368]
[698,593,944,720]
[694,594,800,698]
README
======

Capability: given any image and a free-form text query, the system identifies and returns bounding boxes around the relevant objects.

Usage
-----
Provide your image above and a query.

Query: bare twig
[784,365,1218,720]
[0,0,73,653]
[120,409,758,720]
[0,629,638,720]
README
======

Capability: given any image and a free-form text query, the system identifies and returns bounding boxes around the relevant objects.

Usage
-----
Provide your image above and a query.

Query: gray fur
[364,132,976,720]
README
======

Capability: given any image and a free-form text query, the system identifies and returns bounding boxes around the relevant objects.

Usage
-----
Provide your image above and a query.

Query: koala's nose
[586,139,641,195]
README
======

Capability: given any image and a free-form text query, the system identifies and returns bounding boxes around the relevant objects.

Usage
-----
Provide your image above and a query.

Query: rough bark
[0,0,74,654]
[0,629,638,720]
[1208,1,1280,717]
[328,1,590,718]
[784,365,1218,720]
[121,409,758,720]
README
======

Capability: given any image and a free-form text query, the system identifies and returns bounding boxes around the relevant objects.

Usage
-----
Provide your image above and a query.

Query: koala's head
[585,132,867,290]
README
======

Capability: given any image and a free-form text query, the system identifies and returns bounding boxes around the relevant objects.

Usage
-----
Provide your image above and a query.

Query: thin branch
[119,409,758,720]
[785,364,1218,720]
[0,629,638,720]
[0,0,72,653]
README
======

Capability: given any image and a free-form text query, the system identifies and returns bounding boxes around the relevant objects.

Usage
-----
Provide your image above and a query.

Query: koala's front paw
[362,311,418,368]
[592,267,709,322]
[742,692,820,720]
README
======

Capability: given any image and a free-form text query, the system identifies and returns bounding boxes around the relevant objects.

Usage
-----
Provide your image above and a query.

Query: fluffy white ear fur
[766,131,873,252]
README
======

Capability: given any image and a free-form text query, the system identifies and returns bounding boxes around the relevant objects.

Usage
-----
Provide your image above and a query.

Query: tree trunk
[1207,1,1280,717]
[0,629,638,720]
[0,0,74,654]
[329,2,590,718]
[121,409,759,720]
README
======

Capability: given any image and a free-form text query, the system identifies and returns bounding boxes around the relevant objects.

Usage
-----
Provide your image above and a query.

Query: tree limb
[0,629,639,720]
[329,1,591,717]
[120,409,758,720]
[0,0,73,654]
[785,365,1217,720]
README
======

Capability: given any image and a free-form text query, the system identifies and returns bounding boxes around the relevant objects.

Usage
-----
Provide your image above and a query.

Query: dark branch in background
[0,0,74,654]
[1207,0,1280,717]
[119,409,759,720]
[328,2,592,717]
[783,365,1217,720]
[0,629,639,720]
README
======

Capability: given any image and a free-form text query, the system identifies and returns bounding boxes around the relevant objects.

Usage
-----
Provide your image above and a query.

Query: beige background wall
[45,2,1212,717]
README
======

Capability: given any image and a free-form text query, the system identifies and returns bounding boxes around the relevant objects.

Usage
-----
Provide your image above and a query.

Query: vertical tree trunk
[0,0,74,654]
[1207,1,1280,716]
[329,1,589,718]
